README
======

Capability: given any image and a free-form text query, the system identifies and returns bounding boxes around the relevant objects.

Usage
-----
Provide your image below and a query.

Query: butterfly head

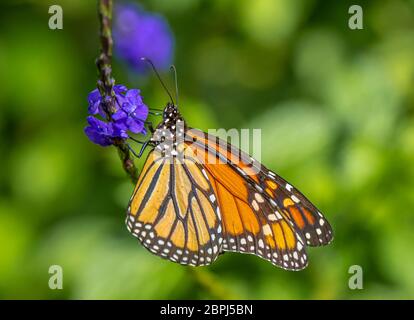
[160,102,184,129]
[162,102,180,120]
[150,102,185,149]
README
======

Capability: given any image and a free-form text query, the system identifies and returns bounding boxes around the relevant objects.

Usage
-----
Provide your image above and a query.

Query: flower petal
[87,89,102,115]
[132,103,149,121]
[126,118,145,134]
[114,84,128,94]
[112,109,127,121]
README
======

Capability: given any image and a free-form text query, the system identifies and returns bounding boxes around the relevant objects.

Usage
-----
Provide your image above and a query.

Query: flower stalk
[96,0,138,183]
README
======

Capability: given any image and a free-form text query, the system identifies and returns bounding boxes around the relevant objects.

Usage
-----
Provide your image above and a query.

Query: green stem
[96,0,138,183]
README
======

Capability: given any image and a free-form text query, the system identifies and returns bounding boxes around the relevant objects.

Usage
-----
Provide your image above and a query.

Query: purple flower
[114,3,174,73]
[87,85,128,117]
[113,89,148,134]
[84,84,148,147]
[84,116,128,147]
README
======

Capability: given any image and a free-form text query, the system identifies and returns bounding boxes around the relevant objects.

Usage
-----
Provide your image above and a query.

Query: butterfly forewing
[184,129,309,270]
[185,128,333,270]
[259,169,333,247]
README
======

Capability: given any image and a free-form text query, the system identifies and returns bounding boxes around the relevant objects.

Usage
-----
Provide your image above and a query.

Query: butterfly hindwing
[126,149,223,266]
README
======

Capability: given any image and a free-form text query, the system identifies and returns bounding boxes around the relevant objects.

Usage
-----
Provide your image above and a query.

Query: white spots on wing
[258,239,264,248]
[267,213,278,221]
[297,242,303,251]
[252,200,259,211]
[216,207,221,216]
[209,194,216,202]
[262,224,272,236]
[316,228,322,235]
[305,233,311,239]
[240,238,247,245]
[319,219,325,226]
[291,195,300,203]
[275,211,283,220]
[201,169,208,179]
[255,185,264,192]
[237,167,246,176]
[286,183,293,192]
[126,222,132,231]
[254,193,264,203]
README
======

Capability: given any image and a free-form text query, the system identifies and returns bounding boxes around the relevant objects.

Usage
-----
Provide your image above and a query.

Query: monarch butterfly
[125,65,333,271]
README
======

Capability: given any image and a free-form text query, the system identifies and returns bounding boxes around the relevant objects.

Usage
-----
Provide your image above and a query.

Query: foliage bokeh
[1,0,414,299]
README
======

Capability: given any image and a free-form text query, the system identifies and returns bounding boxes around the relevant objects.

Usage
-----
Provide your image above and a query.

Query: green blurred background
[1,0,414,299]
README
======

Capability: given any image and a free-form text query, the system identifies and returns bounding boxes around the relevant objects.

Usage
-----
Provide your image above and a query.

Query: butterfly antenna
[170,65,179,107]
[140,57,175,104]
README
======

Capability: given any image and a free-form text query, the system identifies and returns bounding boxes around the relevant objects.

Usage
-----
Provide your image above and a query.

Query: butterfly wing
[185,128,333,270]
[259,168,333,247]
[126,149,223,266]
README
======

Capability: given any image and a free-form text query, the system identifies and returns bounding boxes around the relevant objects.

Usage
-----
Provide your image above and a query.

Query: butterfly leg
[145,121,155,134]
[127,140,152,158]
[129,136,147,144]
[149,108,163,116]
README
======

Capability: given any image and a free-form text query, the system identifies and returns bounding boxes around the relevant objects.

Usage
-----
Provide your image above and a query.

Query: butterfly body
[126,103,333,270]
